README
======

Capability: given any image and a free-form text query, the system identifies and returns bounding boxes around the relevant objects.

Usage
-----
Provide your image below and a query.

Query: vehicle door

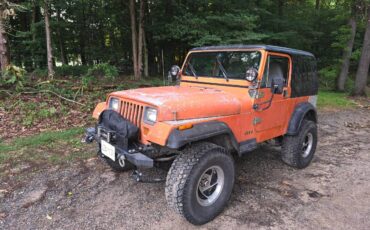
[253,53,292,141]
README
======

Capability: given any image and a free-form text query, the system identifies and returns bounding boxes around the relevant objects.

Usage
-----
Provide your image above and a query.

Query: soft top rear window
[183,51,261,80]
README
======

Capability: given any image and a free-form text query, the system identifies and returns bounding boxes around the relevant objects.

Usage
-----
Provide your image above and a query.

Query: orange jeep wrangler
[85,45,319,225]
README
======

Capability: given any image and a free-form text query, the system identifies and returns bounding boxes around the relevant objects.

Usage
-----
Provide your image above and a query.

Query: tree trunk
[277,0,283,16]
[31,2,43,68]
[143,30,149,77]
[31,4,36,69]
[78,5,87,65]
[0,15,10,72]
[56,9,67,65]
[353,5,370,96]
[137,0,145,79]
[315,0,320,10]
[129,0,139,80]
[337,17,357,91]
[44,0,54,78]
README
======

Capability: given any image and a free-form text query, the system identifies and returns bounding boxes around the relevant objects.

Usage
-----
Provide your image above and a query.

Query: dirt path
[1,109,369,230]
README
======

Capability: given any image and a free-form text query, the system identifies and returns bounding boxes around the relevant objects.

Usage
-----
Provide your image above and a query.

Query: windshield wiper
[188,62,198,79]
[216,56,229,81]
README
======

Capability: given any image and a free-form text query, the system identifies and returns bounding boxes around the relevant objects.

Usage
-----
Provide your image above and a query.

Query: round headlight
[144,107,157,124]
[109,98,120,111]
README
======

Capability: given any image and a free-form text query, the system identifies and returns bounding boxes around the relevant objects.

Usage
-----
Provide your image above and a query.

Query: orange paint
[92,48,313,147]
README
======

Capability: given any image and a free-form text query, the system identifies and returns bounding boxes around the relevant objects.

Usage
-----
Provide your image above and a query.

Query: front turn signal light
[178,124,193,131]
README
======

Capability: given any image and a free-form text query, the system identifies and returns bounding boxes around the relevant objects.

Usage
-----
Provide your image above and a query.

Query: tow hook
[82,127,96,143]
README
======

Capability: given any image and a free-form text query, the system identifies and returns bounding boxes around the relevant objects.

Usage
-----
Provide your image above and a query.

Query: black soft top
[191,45,314,57]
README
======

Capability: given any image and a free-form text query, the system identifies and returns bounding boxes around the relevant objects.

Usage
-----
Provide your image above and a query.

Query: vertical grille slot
[120,100,144,128]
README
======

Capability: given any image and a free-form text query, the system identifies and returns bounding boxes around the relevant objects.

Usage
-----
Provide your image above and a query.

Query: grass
[0,127,94,167]
[317,90,356,109]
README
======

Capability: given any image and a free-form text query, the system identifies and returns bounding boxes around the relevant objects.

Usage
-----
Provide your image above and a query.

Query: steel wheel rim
[302,132,313,158]
[196,166,225,207]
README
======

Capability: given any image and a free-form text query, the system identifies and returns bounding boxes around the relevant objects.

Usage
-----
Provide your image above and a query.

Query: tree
[0,9,10,72]
[44,0,54,78]
[56,7,67,65]
[129,0,146,80]
[137,0,144,78]
[337,3,357,91]
[0,0,367,85]
[0,0,16,71]
[353,3,370,96]
[129,0,138,79]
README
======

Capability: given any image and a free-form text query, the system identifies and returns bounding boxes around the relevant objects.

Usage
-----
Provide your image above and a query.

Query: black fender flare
[286,102,317,136]
[166,121,239,150]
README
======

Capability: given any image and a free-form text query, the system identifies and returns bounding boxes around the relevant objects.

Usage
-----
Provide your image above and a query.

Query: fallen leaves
[0,93,93,141]
[0,189,9,198]
[0,212,7,220]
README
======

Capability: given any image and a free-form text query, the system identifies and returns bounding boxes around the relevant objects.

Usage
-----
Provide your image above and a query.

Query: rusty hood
[110,86,241,121]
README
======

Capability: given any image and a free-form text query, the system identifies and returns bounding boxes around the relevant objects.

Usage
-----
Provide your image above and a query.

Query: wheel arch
[166,121,239,153]
[286,102,317,136]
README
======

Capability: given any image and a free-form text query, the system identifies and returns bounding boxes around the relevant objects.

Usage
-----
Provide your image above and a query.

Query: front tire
[282,119,318,169]
[165,142,235,225]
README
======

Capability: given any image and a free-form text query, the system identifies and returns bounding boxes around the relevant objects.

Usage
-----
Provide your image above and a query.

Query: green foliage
[319,66,338,90]
[55,65,88,77]
[319,66,355,92]
[82,63,119,88]
[85,63,118,79]
[0,64,27,90]
[15,101,60,127]
[165,11,267,46]
[31,69,48,78]
[5,0,369,92]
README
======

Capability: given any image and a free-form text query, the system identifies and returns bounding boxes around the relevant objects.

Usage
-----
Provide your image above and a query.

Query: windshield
[183,51,261,80]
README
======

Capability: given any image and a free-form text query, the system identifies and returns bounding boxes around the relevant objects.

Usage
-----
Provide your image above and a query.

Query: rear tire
[165,142,235,225]
[282,119,317,169]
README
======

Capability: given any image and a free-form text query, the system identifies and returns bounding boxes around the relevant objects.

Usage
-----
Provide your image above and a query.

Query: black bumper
[84,127,154,168]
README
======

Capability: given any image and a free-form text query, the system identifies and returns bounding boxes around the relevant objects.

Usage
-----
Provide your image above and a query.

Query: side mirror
[168,65,180,82]
[245,67,258,82]
[271,77,285,94]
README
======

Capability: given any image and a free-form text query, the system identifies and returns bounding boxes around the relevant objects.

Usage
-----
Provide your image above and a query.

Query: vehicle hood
[110,86,241,121]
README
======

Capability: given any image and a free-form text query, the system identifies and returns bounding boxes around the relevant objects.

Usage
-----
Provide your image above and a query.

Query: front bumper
[84,127,154,168]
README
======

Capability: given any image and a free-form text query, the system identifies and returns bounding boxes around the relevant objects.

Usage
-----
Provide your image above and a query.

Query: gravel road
[1,109,369,230]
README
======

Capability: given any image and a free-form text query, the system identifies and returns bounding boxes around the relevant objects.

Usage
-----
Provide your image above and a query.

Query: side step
[239,138,257,156]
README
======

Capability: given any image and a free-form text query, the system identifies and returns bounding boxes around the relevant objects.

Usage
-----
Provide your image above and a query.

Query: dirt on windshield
[0,109,369,229]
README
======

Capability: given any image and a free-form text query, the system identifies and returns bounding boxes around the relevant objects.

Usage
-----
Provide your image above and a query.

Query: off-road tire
[165,142,235,225]
[282,119,317,169]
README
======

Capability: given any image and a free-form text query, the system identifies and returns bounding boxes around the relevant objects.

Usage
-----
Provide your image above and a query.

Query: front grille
[120,100,144,127]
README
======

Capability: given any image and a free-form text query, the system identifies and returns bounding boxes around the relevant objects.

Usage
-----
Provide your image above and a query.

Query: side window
[261,55,290,88]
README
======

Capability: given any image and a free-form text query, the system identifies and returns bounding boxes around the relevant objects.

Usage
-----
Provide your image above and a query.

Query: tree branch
[19,90,85,106]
